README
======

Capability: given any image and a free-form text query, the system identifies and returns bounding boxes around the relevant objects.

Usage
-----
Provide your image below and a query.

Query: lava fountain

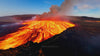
[0,16,75,50]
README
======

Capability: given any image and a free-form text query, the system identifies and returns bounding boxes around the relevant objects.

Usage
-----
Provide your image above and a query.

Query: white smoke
[59,0,74,15]
[40,0,75,18]
[1,23,21,27]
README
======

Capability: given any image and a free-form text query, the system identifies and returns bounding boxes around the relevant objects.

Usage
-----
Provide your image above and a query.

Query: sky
[0,0,100,18]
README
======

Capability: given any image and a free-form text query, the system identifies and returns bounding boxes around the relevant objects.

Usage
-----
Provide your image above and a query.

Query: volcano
[0,15,100,56]
[0,16,75,50]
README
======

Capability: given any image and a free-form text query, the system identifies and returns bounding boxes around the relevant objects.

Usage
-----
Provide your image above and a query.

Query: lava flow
[0,17,75,50]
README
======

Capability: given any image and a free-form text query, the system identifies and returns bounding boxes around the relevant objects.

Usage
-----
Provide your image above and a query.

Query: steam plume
[40,0,75,18]
[59,0,74,15]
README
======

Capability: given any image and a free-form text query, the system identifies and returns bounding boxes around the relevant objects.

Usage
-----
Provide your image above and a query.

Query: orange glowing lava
[85,20,100,22]
[0,18,75,50]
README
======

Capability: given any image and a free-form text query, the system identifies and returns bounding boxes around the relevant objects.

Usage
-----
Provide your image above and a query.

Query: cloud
[73,0,100,12]
[44,1,51,4]
[75,0,100,7]
[77,4,94,10]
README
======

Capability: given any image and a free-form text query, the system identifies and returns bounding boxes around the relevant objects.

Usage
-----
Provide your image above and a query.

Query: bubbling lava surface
[0,16,75,50]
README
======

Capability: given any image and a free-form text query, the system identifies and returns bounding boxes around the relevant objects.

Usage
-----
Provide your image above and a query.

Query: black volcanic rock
[0,22,14,25]
[39,27,89,56]
[0,15,100,56]
[39,26,100,56]
[12,14,39,20]
[16,42,41,56]
[0,41,41,56]
[0,26,100,56]
[0,24,25,37]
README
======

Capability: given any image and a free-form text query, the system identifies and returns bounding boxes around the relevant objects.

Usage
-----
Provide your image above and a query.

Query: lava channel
[0,19,75,50]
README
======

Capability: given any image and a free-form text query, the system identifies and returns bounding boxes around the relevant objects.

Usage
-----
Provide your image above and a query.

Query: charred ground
[0,15,100,56]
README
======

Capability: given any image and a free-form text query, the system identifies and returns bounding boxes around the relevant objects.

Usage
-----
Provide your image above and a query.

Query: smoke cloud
[59,0,74,15]
[40,0,75,18]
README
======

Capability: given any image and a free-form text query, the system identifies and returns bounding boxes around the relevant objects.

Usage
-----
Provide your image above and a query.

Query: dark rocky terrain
[11,14,38,20]
[0,15,100,56]
[0,26,100,56]
[0,14,38,25]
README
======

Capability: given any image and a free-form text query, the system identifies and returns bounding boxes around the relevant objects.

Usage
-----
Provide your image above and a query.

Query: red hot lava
[0,16,75,50]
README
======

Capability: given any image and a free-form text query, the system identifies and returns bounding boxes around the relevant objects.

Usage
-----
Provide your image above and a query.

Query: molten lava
[85,20,100,22]
[0,18,75,50]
